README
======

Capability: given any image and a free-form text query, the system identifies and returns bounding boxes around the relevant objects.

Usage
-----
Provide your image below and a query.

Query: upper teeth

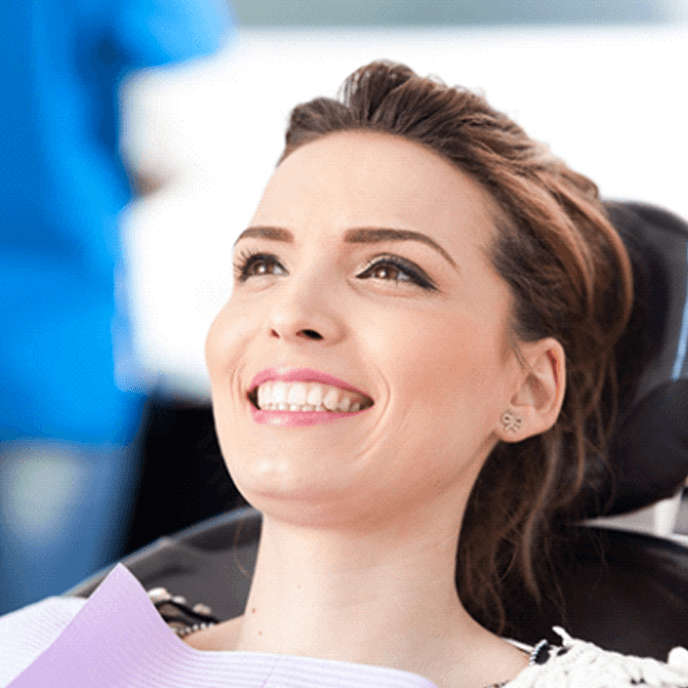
[255,381,371,412]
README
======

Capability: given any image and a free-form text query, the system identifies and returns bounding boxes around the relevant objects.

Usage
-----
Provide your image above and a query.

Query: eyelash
[233,250,437,291]
[233,250,285,283]
[357,254,437,291]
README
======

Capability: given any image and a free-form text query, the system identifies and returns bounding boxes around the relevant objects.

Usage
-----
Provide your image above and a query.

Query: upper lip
[249,367,372,400]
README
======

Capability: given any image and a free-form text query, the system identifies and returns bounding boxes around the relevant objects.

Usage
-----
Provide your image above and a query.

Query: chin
[228,452,355,514]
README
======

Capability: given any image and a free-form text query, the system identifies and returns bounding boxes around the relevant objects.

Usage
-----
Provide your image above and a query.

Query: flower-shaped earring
[501,410,523,433]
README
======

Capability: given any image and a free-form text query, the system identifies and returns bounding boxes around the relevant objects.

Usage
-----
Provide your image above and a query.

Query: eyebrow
[234,226,293,244]
[343,228,457,268]
[235,225,457,269]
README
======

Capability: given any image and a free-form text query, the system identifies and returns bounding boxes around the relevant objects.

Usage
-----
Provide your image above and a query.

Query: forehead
[252,131,499,250]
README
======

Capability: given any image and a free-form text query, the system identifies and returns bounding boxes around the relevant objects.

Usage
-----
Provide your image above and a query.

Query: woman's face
[206,131,524,527]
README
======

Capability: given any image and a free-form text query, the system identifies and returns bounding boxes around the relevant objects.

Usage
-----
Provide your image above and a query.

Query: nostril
[270,328,324,340]
[299,329,323,340]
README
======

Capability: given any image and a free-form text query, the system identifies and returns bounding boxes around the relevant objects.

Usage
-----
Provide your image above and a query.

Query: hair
[279,61,634,635]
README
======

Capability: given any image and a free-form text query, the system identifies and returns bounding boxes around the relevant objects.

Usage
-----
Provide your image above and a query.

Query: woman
[2,61,687,688]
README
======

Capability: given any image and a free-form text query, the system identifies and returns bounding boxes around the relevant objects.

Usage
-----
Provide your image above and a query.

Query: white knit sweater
[508,628,688,687]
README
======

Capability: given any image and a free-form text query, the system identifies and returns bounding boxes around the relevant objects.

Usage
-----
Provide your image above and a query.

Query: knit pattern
[508,628,688,687]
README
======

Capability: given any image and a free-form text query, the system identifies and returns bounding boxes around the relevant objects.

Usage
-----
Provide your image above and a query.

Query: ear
[496,338,566,443]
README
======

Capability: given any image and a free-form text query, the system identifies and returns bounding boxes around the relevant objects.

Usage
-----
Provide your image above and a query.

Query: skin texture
[201,132,565,688]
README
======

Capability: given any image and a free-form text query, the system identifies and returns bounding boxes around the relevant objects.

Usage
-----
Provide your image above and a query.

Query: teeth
[257,383,270,409]
[287,383,308,406]
[253,381,371,413]
[323,388,339,411]
[306,386,322,407]
[272,382,287,404]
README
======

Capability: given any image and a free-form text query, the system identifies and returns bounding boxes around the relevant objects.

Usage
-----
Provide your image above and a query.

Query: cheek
[205,304,257,449]
[376,309,509,446]
[380,309,505,394]
[205,302,251,380]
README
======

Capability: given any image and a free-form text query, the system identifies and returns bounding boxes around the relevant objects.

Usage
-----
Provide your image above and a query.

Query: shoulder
[508,628,688,688]
[0,596,86,687]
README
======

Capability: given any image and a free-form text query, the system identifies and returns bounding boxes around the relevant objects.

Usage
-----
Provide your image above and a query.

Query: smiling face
[206,131,526,528]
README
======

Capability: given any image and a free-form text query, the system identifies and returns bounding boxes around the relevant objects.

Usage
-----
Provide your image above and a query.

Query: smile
[252,381,373,412]
[247,368,374,426]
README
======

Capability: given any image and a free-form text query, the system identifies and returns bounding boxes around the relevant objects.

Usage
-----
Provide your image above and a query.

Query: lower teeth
[261,403,361,412]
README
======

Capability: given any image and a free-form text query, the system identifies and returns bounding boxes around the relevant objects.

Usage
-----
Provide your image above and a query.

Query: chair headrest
[581,202,688,517]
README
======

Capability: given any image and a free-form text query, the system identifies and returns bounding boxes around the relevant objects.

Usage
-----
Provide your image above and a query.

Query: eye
[233,250,287,283]
[356,255,437,291]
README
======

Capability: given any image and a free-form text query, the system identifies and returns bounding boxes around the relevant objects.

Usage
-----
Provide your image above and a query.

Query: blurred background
[2,0,687,613]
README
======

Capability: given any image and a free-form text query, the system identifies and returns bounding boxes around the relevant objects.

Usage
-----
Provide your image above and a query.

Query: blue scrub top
[0,0,230,445]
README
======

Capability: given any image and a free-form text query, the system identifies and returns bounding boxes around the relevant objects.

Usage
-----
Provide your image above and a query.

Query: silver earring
[501,410,523,433]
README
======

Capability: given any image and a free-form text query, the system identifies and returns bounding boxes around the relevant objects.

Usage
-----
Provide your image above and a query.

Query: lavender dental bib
[7,565,436,688]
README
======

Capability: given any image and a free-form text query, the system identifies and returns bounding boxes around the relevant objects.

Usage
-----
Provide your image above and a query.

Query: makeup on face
[205,131,519,518]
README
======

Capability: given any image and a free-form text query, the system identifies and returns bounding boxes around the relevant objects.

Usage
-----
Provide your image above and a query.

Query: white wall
[121,25,688,397]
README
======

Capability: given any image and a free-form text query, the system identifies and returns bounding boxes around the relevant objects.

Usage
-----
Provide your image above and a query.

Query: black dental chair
[68,202,688,660]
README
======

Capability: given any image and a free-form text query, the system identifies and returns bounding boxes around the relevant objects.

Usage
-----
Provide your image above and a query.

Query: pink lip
[249,367,368,397]
[250,406,368,427]
[248,367,373,427]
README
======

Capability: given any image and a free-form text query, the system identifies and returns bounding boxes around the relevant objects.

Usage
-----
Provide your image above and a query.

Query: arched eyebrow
[234,225,457,270]
[234,226,293,244]
[343,228,457,269]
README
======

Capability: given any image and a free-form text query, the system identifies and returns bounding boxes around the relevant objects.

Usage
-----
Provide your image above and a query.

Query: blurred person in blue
[0,0,232,614]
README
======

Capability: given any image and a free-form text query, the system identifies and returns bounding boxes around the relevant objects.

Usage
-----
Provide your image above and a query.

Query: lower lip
[250,405,370,427]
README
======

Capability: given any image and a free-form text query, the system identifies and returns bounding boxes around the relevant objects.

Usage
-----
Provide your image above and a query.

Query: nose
[267,277,345,346]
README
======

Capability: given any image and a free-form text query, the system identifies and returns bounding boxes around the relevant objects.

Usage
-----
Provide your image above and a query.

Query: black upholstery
[67,201,688,661]
[581,202,688,516]
[68,507,260,621]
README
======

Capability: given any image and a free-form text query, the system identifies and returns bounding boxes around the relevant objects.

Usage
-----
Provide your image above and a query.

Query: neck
[232,502,497,681]
[188,494,530,688]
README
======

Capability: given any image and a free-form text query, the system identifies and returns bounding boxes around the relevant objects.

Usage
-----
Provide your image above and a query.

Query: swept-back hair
[280,61,633,633]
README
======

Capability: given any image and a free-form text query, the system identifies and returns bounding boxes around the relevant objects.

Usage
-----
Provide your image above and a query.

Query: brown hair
[280,61,634,633]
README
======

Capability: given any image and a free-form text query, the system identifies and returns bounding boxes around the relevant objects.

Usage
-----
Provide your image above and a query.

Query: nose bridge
[268,261,343,344]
